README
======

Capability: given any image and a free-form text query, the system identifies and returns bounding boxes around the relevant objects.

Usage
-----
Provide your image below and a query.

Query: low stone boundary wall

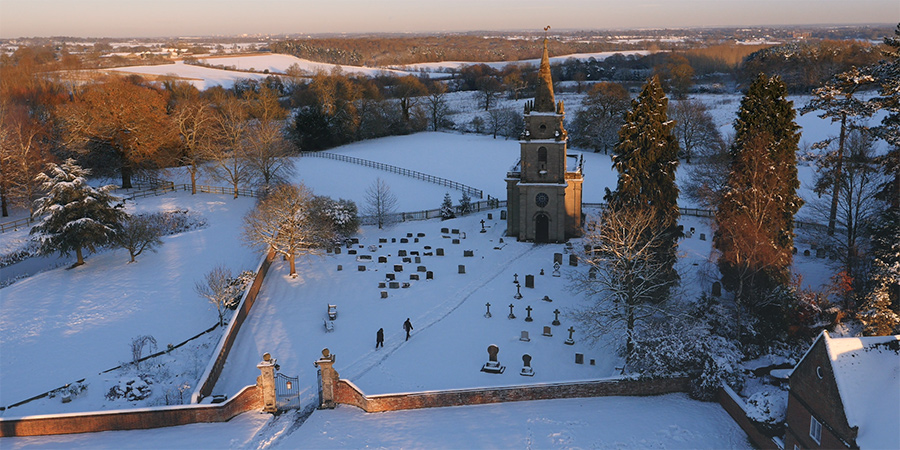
[0,385,260,438]
[193,248,277,402]
[333,377,691,413]
[716,385,779,449]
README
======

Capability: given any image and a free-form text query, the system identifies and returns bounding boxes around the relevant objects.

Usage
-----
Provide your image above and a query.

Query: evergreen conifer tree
[715,74,802,317]
[604,75,681,299]
[440,193,455,220]
[31,159,127,266]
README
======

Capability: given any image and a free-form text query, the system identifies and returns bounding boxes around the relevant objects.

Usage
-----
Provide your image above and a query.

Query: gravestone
[508,303,516,319]
[357,265,366,272]
[398,250,408,257]
[334,247,341,255]
[451,229,459,234]
[417,266,427,272]
[368,245,377,252]
[792,247,798,255]
[565,327,575,345]
[327,247,332,254]
[542,295,552,302]
[500,210,507,220]
[410,251,419,256]
[520,330,530,342]
[484,302,492,318]
[378,282,386,288]
[424,252,433,256]
[424,246,432,250]
[379,238,388,243]
[389,281,400,289]
[554,253,563,265]
[415,256,421,264]
[452,239,460,245]
[391,238,396,243]
[481,344,505,374]
[348,249,357,255]
[487,213,493,220]
[690,227,695,234]
[569,254,578,266]
[542,326,552,337]
[524,305,533,322]
[464,250,474,257]
[357,254,372,262]
[540,269,544,276]
[553,262,561,277]
[394,264,403,272]
[380,291,388,299]
[426,271,434,280]
[410,274,419,281]
[590,359,595,366]
[552,309,561,326]
[402,282,410,288]
[337,265,343,272]
[699,233,706,241]
[804,249,811,257]
[514,283,523,299]
[436,248,445,256]
[350,238,359,245]
[712,281,722,297]
[817,248,826,258]
[378,256,388,263]
[414,238,419,243]
[575,353,584,364]
[417,232,426,238]
[406,233,413,238]
[458,265,466,274]
[402,257,412,263]
[441,227,449,234]
[386,273,395,281]
[525,275,534,288]
[520,354,534,377]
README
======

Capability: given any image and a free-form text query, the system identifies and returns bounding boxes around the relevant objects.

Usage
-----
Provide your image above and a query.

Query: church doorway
[535,213,550,243]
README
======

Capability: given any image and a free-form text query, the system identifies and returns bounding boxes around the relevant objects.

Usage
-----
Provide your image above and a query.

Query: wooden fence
[301,151,483,199]
[358,199,506,225]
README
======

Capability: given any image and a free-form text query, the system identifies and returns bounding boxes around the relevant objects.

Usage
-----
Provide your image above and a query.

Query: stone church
[506,39,583,243]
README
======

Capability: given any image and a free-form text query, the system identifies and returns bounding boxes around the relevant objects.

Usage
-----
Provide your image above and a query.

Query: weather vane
[544,25,551,37]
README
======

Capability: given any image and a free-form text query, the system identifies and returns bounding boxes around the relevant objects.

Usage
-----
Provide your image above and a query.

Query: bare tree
[427,83,450,131]
[242,183,334,277]
[0,100,50,217]
[570,82,630,154]
[571,206,677,359]
[245,119,295,190]
[130,335,157,369]
[207,95,252,199]
[669,99,723,164]
[682,132,733,209]
[476,76,502,111]
[114,213,164,263]
[171,97,215,195]
[364,177,398,229]
[195,264,235,326]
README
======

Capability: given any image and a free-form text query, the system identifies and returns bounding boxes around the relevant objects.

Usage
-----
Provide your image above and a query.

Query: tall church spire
[533,38,556,112]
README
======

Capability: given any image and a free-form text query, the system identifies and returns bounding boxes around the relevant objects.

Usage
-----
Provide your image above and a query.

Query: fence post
[257,353,277,413]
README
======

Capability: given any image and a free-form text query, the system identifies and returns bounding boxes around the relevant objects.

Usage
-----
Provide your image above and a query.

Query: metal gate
[275,372,300,410]
[316,369,323,408]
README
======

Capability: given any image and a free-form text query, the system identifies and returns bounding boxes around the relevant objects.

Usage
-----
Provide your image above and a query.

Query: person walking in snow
[376,328,384,349]
[403,318,413,341]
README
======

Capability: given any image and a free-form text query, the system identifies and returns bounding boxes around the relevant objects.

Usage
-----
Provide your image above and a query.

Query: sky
[0,0,897,39]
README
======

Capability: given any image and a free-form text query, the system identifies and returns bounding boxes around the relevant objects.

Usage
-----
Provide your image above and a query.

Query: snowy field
[196,53,413,77]
[104,60,269,90]
[396,50,653,72]
[0,394,750,449]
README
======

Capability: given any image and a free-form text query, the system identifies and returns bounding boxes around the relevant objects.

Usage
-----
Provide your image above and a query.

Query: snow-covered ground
[396,50,653,72]
[104,60,269,90]
[196,53,414,77]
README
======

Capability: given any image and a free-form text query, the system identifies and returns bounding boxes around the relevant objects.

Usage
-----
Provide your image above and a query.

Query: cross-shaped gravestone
[524,305,533,322]
[514,282,523,299]
[508,304,516,319]
[484,302,492,318]
[480,219,487,233]
[513,273,519,284]
[565,326,575,345]
[552,309,561,326]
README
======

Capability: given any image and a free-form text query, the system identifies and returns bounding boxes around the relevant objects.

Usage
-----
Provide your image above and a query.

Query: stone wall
[194,248,276,402]
[716,385,779,449]
[333,377,691,413]
[0,385,260,438]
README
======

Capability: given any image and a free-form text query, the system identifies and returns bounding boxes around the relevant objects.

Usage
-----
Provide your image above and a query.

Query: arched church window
[538,147,547,163]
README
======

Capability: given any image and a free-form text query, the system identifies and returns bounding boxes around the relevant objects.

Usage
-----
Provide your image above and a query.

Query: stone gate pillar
[257,352,277,413]
[315,348,339,409]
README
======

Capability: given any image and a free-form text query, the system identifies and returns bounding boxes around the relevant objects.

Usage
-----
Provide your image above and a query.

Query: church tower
[506,38,583,243]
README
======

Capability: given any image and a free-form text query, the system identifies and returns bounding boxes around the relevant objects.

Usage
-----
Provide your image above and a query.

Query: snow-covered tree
[857,259,900,336]
[114,212,165,263]
[570,82,630,154]
[716,74,802,319]
[30,159,127,266]
[242,183,334,277]
[440,193,455,220]
[364,177,398,229]
[314,196,358,240]
[194,264,236,326]
[572,206,679,359]
[458,191,472,216]
[605,75,681,301]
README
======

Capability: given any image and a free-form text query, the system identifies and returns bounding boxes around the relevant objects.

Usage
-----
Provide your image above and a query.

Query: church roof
[533,38,555,112]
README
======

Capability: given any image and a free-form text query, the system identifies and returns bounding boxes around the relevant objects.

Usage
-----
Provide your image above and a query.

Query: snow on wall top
[823,332,900,449]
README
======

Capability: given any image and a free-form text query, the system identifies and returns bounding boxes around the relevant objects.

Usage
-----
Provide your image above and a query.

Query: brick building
[784,331,899,449]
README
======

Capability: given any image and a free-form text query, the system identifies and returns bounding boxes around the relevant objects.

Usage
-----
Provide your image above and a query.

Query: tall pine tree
[31,159,127,266]
[715,74,802,319]
[605,75,681,299]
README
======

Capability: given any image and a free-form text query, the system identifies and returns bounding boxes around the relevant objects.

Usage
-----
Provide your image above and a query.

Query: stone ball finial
[487,344,500,361]
[522,354,532,365]
[263,352,271,362]
[322,348,330,358]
